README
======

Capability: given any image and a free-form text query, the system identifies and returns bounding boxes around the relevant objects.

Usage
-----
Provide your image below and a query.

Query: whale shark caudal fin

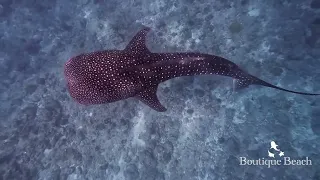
[233,77,320,96]
[135,85,167,112]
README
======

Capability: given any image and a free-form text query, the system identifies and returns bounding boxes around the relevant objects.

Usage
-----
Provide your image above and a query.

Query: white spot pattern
[139,53,256,87]
[64,27,259,111]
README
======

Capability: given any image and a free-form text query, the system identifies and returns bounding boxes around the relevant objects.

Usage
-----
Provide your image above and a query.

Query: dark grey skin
[64,27,320,112]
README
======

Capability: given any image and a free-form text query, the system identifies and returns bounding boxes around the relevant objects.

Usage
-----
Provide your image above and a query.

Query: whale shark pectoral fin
[135,85,167,112]
[125,27,151,54]
[233,79,251,91]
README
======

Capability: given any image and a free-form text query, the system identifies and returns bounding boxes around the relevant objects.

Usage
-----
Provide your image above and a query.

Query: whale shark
[64,27,320,112]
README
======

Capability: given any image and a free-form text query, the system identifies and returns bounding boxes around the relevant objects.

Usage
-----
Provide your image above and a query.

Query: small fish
[64,27,320,112]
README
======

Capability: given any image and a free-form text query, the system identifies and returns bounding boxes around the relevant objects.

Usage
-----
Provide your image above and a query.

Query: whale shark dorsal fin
[125,27,151,54]
[135,85,167,112]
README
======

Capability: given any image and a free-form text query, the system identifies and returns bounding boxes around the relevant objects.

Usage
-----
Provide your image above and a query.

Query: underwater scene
[0,0,320,179]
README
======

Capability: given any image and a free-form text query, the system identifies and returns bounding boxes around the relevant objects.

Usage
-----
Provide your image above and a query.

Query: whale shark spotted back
[64,27,320,112]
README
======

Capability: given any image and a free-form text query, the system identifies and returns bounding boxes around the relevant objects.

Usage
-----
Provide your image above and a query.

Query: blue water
[0,0,319,179]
